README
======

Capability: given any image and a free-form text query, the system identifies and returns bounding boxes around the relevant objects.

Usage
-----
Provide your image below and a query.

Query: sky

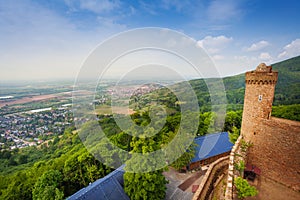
[1,0,300,81]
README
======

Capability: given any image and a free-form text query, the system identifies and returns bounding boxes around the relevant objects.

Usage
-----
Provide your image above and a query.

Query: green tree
[32,170,64,200]
[171,142,197,171]
[63,148,110,196]
[8,156,17,166]
[229,126,240,144]
[17,154,28,164]
[124,128,168,200]
[197,112,211,136]
[223,111,242,132]
[124,171,167,200]
[197,112,221,135]
[234,177,258,199]
[272,104,300,121]
[0,127,113,199]
[110,131,132,151]
[0,150,11,159]
[1,171,35,200]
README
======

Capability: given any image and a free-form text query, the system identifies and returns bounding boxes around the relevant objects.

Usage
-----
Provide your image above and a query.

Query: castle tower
[241,63,278,141]
[239,63,300,192]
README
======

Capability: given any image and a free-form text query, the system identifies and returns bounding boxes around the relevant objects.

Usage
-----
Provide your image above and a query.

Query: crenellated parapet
[245,63,278,85]
[241,63,278,122]
[245,72,278,85]
[245,74,278,85]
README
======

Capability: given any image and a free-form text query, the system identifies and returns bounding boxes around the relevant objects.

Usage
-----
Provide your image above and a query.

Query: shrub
[234,177,258,199]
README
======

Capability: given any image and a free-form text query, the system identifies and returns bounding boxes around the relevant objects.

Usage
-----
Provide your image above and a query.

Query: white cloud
[0,0,126,81]
[212,54,261,77]
[96,16,126,29]
[234,55,258,63]
[212,55,224,60]
[138,1,158,15]
[161,0,191,12]
[65,0,120,14]
[245,40,270,52]
[259,52,272,61]
[206,0,243,21]
[278,38,300,59]
[197,35,233,54]
[138,0,192,15]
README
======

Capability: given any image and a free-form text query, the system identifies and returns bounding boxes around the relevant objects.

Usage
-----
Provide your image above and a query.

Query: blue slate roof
[191,132,233,163]
[67,165,129,200]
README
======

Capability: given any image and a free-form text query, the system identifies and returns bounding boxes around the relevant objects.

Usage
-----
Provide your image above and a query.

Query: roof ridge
[194,132,227,140]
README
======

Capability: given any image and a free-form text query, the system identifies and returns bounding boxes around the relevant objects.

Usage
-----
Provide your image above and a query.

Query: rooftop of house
[191,132,233,163]
[67,165,129,200]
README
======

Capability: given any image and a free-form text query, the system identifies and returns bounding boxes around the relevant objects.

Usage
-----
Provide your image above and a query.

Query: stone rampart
[246,117,300,191]
[193,156,229,200]
[224,135,243,200]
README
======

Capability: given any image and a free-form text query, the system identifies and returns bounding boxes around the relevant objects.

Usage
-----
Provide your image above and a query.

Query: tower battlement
[245,63,278,85]
[241,63,278,122]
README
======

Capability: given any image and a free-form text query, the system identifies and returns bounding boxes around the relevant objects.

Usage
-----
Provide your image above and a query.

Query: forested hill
[134,56,300,115]
[189,55,300,107]
[272,55,300,105]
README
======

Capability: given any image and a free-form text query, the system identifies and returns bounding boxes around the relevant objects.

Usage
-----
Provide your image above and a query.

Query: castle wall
[246,117,300,191]
[223,63,300,200]
[225,135,243,200]
[241,63,300,191]
[193,156,229,200]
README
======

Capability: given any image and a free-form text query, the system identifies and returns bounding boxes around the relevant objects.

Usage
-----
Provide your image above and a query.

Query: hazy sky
[1,0,300,81]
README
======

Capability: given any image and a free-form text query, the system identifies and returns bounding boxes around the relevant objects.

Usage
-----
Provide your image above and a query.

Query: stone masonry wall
[246,117,300,191]
[193,156,229,200]
[225,135,243,200]
[241,71,278,141]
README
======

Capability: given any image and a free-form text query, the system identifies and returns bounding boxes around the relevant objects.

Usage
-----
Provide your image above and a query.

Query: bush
[229,126,240,144]
[234,177,258,199]
[234,160,245,176]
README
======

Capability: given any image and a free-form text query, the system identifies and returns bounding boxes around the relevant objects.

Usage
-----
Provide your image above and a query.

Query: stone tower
[241,63,278,141]
[239,63,300,192]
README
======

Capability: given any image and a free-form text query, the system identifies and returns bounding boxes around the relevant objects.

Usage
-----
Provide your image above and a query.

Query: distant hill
[190,55,300,108]
[136,56,300,112]
[272,56,300,105]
